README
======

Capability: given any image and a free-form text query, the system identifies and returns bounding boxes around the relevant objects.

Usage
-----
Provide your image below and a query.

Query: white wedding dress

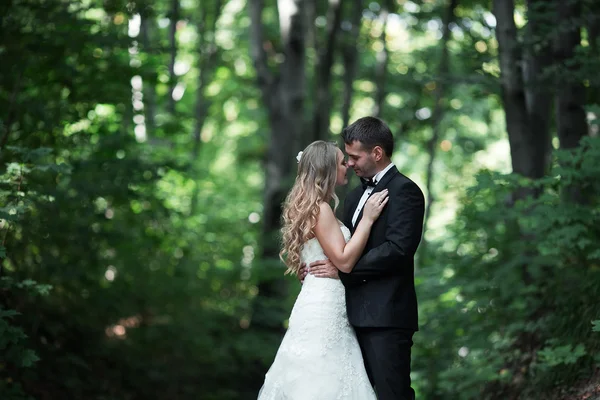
[257,224,376,400]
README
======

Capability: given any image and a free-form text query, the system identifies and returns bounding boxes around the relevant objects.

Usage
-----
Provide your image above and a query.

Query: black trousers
[355,327,416,400]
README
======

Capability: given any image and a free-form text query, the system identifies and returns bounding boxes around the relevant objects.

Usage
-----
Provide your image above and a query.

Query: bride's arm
[314,191,388,273]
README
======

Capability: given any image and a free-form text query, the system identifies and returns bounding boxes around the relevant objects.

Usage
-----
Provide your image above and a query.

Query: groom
[304,116,425,400]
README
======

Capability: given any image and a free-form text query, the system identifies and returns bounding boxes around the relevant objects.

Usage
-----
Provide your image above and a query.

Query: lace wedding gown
[257,224,376,400]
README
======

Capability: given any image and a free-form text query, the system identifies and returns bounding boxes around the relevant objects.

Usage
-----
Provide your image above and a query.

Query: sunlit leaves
[417,136,600,398]
[537,342,586,368]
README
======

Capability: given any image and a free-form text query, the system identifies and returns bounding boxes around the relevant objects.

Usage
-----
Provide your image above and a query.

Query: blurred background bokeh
[1,0,599,399]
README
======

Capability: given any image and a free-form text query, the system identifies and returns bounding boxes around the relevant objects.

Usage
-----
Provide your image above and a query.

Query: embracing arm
[350,181,425,278]
[314,192,387,273]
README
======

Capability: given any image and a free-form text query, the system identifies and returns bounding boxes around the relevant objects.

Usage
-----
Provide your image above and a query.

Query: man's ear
[372,146,384,161]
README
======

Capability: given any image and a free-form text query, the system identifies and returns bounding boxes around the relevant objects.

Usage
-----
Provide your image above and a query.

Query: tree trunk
[523,0,553,174]
[306,0,317,51]
[422,0,457,246]
[311,0,343,142]
[586,0,600,50]
[555,1,587,151]
[189,0,223,217]
[493,0,548,183]
[492,2,560,373]
[493,0,545,288]
[336,0,363,218]
[340,0,362,130]
[168,0,179,114]
[0,70,22,154]
[140,11,156,138]
[192,0,222,161]
[373,0,393,118]
[249,0,307,331]
[555,0,588,202]
[585,1,600,105]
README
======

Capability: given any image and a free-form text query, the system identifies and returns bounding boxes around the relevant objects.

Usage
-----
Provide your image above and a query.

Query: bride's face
[335,148,348,186]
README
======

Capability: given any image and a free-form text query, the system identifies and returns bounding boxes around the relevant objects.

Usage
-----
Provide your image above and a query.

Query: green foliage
[0,146,58,399]
[0,1,269,398]
[415,136,600,399]
[1,0,599,399]
[537,341,586,369]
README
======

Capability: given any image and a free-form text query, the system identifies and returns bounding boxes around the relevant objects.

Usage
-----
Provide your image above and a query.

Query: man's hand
[309,259,339,279]
[298,263,308,284]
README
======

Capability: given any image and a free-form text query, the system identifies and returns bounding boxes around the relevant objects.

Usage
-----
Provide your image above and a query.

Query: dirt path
[558,369,600,400]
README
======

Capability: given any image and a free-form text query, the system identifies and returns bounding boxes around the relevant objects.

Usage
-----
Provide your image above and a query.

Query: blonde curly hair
[280,141,340,275]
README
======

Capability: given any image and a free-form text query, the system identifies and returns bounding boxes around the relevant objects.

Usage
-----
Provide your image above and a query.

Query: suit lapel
[353,166,399,228]
[374,165,399,189]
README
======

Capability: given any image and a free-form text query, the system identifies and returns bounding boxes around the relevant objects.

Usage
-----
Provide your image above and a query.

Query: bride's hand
[363,189,389,222]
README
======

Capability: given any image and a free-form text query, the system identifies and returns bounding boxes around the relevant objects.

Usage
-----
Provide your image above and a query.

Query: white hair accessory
[296,151,303,163]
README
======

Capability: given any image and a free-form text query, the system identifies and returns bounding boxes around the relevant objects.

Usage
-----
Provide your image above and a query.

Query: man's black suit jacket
[339,166,425,331]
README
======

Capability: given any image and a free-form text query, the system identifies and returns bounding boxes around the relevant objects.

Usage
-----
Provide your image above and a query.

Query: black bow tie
[361,177,377,191]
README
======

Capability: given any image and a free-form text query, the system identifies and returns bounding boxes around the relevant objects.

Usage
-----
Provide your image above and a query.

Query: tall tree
[555,0,589,202]
[493,0,550,184]
[585,1,600,103]
[340,0,363,129]
[168,0,180,114]
[188,0,223,219]
[249,0,307,330]
[523,0,554,172]
[139,6,157,138]
[193,0,223,160]
[555,1,587,151]
[311,0,343,142]
[422,0,458,248]
[373,0,394,118]
[0,70,21,153]
[335,0,363,218]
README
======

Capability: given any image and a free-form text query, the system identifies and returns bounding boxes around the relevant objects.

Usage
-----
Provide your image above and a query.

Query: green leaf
[0,210,18,221]
[19,349,40,368]
[0,309,20,318]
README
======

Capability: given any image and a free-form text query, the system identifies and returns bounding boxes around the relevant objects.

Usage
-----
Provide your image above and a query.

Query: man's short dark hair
[341,116,394,157]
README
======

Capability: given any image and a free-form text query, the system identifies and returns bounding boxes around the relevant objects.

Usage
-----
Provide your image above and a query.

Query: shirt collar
[372,163,395,184]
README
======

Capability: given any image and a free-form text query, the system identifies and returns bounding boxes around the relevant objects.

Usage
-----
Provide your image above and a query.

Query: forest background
[1,0,600,399]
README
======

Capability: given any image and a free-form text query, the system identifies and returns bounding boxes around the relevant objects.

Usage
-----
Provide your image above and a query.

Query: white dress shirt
[351,163,395,227]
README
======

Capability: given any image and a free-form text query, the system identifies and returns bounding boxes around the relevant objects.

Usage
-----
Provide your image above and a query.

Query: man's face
[344,141,377,178]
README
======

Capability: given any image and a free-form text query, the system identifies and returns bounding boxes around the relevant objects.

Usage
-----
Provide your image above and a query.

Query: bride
[258,140,388,400]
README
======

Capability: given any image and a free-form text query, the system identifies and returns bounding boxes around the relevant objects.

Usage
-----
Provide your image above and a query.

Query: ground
[558,369,600,400]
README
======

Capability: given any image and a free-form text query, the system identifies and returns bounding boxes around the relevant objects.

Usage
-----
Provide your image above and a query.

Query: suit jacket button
[362,279,367,283]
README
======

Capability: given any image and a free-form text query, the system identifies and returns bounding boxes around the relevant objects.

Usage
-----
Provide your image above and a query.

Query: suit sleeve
[348,181,425,279]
